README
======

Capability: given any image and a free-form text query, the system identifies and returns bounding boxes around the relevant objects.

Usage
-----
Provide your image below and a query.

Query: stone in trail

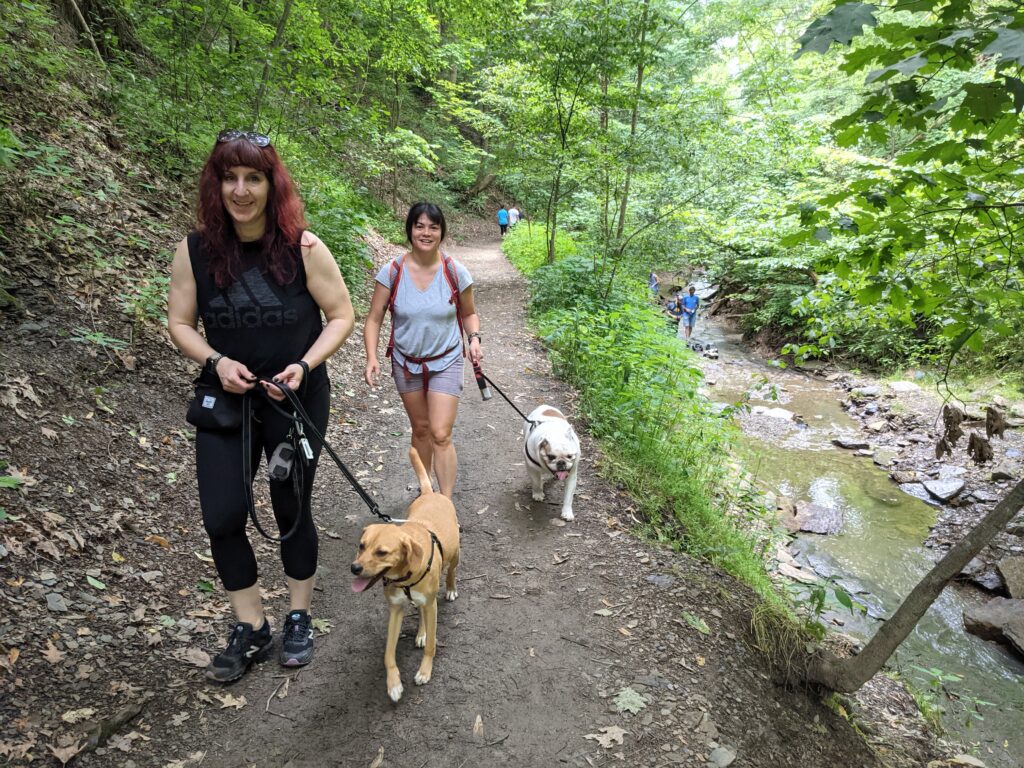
[888,381,921,393]
[991,463,1018,482]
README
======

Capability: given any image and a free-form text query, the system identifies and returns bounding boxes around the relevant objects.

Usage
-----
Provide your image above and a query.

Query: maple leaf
[612,687,646,714]
[43,640,65,664]
[213,693,246,710]
[583,725,627,749]
[48,741,84,765]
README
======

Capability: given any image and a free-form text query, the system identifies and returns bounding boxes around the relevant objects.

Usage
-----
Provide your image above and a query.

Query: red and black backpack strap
[440,253,465,353]
[384,255,404,360]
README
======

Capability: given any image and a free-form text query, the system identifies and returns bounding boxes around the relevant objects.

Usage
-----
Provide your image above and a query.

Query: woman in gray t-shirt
[363,203,483,498]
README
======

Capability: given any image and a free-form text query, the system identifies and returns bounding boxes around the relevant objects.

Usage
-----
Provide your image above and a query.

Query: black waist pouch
[186,379,243,431]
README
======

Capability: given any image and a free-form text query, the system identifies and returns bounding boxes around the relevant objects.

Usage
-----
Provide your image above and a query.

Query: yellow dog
[350,448,460,702]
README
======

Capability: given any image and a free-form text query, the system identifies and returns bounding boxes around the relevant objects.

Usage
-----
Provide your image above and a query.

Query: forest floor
[0,214,960,767]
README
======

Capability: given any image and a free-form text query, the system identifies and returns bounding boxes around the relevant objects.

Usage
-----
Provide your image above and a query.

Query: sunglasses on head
[217,129,271,147]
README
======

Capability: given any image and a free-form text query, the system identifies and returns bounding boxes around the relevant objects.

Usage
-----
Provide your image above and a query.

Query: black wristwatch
[205,353,224,375]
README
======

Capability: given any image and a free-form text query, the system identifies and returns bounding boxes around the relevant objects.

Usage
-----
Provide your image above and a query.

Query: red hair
[196,138,307,288]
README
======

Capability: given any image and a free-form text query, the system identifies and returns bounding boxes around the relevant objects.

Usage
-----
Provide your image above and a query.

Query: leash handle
[258,378,392,524]
[471,361,493,401]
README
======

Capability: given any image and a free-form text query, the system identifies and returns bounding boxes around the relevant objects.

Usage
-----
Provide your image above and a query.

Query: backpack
[385,254,465,366]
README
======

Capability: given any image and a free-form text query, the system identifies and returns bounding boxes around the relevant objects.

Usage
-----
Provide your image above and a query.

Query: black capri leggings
[195,379,330,591]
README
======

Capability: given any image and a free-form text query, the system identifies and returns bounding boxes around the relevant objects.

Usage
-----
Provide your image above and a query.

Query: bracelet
[297,360,310,380]
[467,332,482,342]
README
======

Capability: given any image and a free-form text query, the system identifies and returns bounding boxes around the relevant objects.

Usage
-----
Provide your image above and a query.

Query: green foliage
[793,0,1024,370]
[510,237,776,598]
[501,225,576,277]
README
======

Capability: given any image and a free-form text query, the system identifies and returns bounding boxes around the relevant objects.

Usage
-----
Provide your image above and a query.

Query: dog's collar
[383,531,444,600]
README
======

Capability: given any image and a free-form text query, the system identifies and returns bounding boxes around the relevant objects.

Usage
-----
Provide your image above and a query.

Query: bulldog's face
[538,428,579,481]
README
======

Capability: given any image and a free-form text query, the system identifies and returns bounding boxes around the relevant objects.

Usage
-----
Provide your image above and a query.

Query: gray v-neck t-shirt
[375,256,473,374]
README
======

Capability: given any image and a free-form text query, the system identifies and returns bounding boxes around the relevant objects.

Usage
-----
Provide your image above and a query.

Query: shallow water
[697,320,1024,765]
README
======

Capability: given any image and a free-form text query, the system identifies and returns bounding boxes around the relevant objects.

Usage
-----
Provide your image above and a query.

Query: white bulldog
[523,404,581,521]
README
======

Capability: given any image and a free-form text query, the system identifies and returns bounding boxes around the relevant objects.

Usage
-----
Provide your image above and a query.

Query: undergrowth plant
[505,230,778,602]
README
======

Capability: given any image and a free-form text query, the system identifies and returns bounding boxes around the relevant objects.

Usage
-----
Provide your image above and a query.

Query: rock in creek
[1005,618,1024,656]
[788,501,844,535]
[997,557,1024,599]
[964,599,1024,657]
[888,380,921,393]
[852,385,881,398]
[891,470,920,484]
[751,405,796,421]
[873,448,900,467]
[959,557,1006,593]
[899,483,937,505]
[832,436,870,450]
[922,478,966,502]
[991,463,1018,482]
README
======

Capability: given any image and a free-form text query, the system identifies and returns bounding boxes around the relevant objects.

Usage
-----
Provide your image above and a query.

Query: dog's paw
[414,669,432,686]
[415,632,426,649]
[531,490,545,502]
[388,683,404,702]
[560,508,575,521]
[445,589,458,602]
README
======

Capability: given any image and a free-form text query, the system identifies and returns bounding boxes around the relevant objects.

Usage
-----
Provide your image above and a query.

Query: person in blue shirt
[497,206,509,237]
[664,293,683,325]
[680,286,700,339]
[648,271,660,298]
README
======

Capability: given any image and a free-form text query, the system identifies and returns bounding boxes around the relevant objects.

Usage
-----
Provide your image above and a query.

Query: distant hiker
[681,285,700,339]
[508,205,521,227]
[664,293,683,325]
[497,205,509,237]
[363,202,483,499]
[648,270,660,297]
[167,129,355,682]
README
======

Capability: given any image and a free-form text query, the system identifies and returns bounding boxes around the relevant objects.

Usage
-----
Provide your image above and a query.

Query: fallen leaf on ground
[613,687,646,714]
[0,647,18,672]
[473,715,484,736]
[277,677,291,699]
[368,746,384,768]
[171,712,190,726]
[583,725,627,749]
[681,611,711,635]
[61,708,95,724]
[593,608,613,617]
[43,640,65,664]
[146,534,171,549]
[41,427,58,440]
[213,693,246,710]
[312,618,333,634]
[48,741,83,765]
[170,647,211,667]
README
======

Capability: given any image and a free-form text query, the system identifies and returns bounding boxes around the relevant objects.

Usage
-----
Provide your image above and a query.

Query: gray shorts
[392,356,464,397]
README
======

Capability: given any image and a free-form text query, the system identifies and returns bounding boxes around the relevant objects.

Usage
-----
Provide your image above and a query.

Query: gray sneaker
[280,610,314,667]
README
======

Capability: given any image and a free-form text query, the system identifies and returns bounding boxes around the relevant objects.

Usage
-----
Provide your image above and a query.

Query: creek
[694,318,1024,767]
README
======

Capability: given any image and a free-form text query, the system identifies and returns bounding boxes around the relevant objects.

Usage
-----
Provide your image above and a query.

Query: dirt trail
[169,239,901,768]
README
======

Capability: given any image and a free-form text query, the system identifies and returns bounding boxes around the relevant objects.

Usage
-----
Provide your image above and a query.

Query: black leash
[470,362,561,478]
[471,361,537,425]
[242,378,392,542]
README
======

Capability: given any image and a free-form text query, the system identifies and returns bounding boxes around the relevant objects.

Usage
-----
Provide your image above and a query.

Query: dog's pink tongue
[351,577,372,593]
[556,470,569,481]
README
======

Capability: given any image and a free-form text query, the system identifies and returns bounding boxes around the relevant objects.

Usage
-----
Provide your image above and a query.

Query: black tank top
[188,232,327,386]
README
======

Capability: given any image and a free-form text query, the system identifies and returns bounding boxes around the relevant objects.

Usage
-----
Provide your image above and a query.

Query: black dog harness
[383,530,444,600]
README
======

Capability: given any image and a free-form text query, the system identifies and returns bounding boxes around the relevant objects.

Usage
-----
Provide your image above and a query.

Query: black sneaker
[205,619,272,683]
[280,609,314,667]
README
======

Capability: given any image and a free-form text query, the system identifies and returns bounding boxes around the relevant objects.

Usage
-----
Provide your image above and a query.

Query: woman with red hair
[167,130,354,682]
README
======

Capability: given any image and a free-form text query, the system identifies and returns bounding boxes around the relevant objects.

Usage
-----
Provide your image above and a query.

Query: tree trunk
[614,0,650,240]
[252,0,295,127]
[806,478,1024,691]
